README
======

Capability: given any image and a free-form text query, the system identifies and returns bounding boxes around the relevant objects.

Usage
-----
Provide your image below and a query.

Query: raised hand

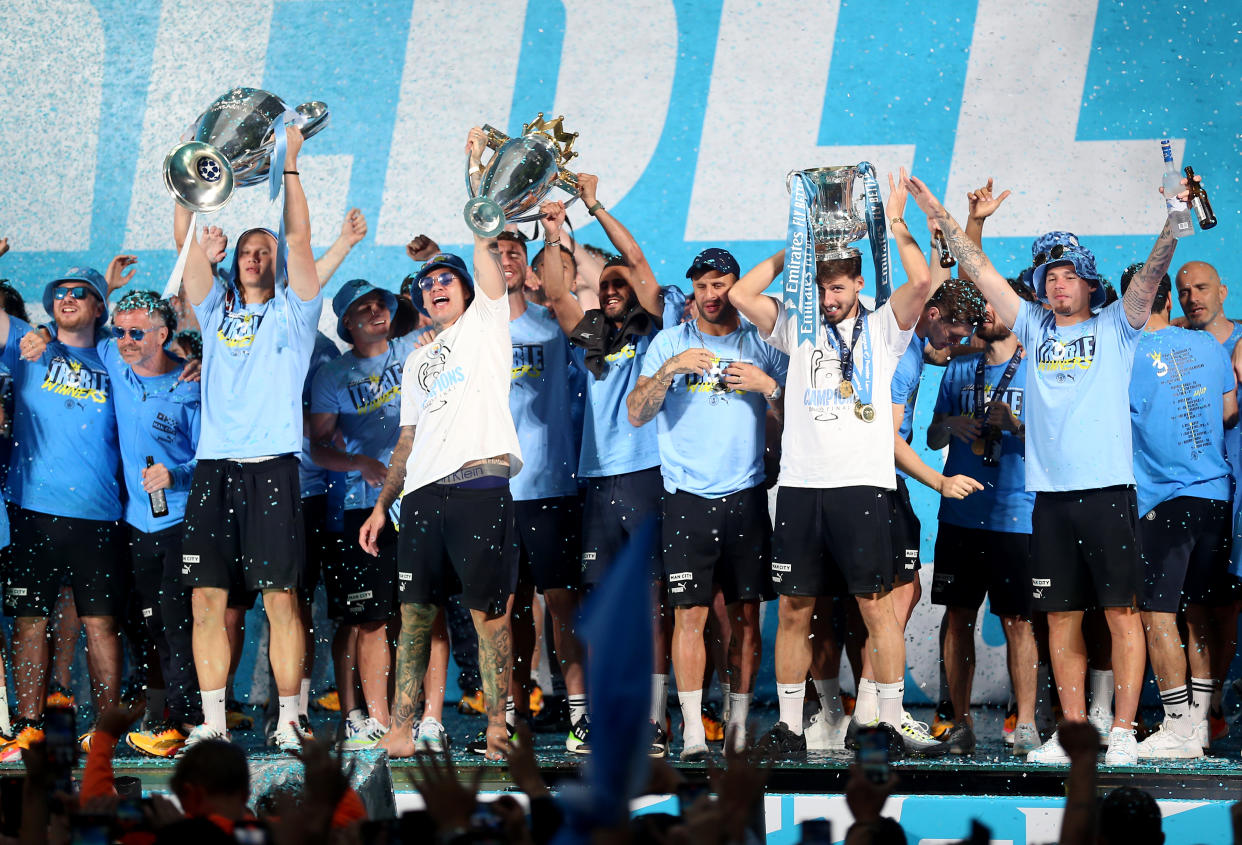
[466,127,488,165]
[576,172,599,207]
[903,174,946,219]
[284,124,304,163]
[340,207,368,247]
[106,254,139,294]
[406,234,440,262]
[541,200,567,240]
[199,226,228,265]
[967,178,1012,222]
[885,168,910,221]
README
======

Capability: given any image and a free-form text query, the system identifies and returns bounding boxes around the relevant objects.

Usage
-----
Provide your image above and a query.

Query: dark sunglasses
[111,327,150,341]
[54,285,95,301]
[1033,244,1074,267]
[418,272,457,291]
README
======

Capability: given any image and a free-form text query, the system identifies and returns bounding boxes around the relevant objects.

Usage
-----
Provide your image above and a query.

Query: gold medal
[854,401,876,423]
[971,438,986,456]
[838,381,854,399]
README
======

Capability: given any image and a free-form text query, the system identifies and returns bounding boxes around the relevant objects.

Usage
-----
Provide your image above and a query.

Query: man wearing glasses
[0,265,125,761]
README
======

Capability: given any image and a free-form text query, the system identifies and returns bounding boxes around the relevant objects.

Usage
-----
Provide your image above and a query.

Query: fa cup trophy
[464,113,581,237]
[786,166,872,259]
[163,87,330,213]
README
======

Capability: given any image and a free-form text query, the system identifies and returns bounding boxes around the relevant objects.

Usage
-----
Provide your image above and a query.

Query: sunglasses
[1033,244,1074,267]
[418,272,457,291]
[54,285,95,301]
[111,327,150,341]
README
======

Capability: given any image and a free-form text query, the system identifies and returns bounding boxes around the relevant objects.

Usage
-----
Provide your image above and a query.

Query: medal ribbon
[826,308,874,407]
[973,349,1023,439]
[857,162,891,307]
[784,172,818,347]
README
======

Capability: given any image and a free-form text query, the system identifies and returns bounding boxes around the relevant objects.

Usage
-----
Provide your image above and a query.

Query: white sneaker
[1026,731,1069,764]
[272,721,302,753]
[1104,727,1138,765]
[415,717,447,754]
[175,723,231,758]
[805,709,849,752]
[1088,706,1113,738]
[1196,718,1209,751]
[341,717,388,751]
[1137,722,1202,760]
[1011,722,1041,756]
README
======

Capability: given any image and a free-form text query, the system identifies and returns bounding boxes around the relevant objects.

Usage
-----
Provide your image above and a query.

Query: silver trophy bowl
[787,165,869,260]
[162,87,330,213]
[464,114,580,237]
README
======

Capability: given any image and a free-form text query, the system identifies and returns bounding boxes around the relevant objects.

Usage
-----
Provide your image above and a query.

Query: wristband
[890,216,906,229]
[545,238,561,247]
[587,201,604,216]
[283,170,300,176]
[468,164,481,175]
[766,384,782,401]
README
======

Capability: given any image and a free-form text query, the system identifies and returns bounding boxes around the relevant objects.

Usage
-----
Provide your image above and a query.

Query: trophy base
[464,196,506,238]
[163,141,235,214]
[815,243,863,261]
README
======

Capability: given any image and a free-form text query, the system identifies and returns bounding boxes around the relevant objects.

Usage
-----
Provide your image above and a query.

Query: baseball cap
[686,247,740,280]
[43,267,109,323]
[332,279,398,343]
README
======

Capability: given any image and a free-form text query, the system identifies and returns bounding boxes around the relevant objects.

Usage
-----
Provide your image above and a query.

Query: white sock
[299,678,311,718]
[813,677,844,718]
[568,694,587,726]
[146,688,167,721]
[720,683,732,723]
[278,695,300,730]
[1088,669,1114,713]
[1158,685,1192,729]
[346,708,366,729]
[876,680,904,728]
[776,683,805,735]
[506,696,517,728]
[855,678,879,724]
[1190,677,1217,719]
[680,689,706,748]
[727,692,751,747]
[202,688,227,732]
[651,674,668,724]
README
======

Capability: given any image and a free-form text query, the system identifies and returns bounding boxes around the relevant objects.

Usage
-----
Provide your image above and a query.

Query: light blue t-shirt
[300,332,342,498]
[1129,326,1234,516]
[509,304,578,501]
[934,353,1035,533]
[0,318,121,520]
[1013,299,1142,492]
[1219,322,1242,507]
[99,341,201,533]
[311,336,414,511]
[574,286,686,478]
[193,281,323,460]
[640,320,787,497]
[891,334,925,481]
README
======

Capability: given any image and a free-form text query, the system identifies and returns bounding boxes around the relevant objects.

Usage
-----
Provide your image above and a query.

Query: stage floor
[18,702,1242,801]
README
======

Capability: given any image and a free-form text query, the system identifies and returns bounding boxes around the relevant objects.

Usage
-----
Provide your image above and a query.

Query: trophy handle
[465,125,511,199]
[555,168,581,208]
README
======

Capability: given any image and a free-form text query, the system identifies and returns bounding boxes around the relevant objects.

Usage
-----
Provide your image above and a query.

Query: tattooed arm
[627,348,715,426]
[1122,219,1179,330]
[903,174,1021,329]
[358,425,414,556]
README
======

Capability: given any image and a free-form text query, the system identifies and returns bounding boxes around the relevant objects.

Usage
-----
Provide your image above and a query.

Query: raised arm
[539,201,585,336]
[315,208,368,287]
[960,178,1011,284]
[562,228,603,308]
[1122,219,1179,330]
[731,251,784,337]
[174,203,215,307]
[576,174,662,318]
[884,170,934,330]
[281,127,318,302]
[904,175,1020,328]
[473,233,505,301]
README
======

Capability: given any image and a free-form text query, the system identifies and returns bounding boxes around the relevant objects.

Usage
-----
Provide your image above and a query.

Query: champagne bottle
[1184,166,1217,230]
[1160,140,1193,239]
[935,232,956,268]
[146,455,168,518]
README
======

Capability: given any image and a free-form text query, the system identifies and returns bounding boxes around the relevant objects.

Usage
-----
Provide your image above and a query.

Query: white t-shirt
[762,299,913,489]
[399,291,523,495]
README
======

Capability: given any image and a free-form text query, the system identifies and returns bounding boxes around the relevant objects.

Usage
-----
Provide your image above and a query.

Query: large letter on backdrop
[945,0,1179,236]
[0,1,104,252]
[376,1,528,247]
[686,0,915,242]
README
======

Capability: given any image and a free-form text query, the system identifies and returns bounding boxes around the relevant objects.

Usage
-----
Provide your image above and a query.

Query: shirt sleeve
[399,350,425,428]
[284,284,325,347]
[660,285,687,328]
[310,362,342,415]
[761,343,790,384]
[760,300,793,354]
[1013,300,1041,353]
[170,394,200,493]
[1103,298,1143,351]
[1214,341,1237,394]
[891,344,923,407]
[191,280,224,333]
[934,360,958,415]
[875,303,915,360]
[640,329,676,379]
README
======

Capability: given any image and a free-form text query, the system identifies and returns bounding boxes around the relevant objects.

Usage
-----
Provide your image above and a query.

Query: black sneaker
[566,717,590,754]
[845,719,908,761]
[533,695,570,733]
[754,722,807,762]
[468,723,517,755]
[941,720,976,755]
[649,720,669,758]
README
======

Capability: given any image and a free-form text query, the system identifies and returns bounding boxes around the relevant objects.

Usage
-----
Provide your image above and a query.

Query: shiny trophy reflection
[786,165,870,259]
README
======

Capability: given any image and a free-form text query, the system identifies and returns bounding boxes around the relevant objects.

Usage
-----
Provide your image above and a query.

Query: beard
[976,322,1011,342]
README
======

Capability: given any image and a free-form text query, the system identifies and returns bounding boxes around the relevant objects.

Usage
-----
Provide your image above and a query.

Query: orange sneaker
[840,692,856,716]
[0,721,45,763]
[312,688,341,713]
[931,701,955,739]
[530,685,545,716]
[45,685,74,710]
[701,703,724,742]
[126,722,189,759]
[457,689,486,716]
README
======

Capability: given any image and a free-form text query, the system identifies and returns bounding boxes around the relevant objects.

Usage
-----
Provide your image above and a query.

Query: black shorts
[515,496,582,592]
[662,486,773,607]
[889,477,922,583]
[5,508,125,617]
[181,456,306,593]
[129,524,184,620]
[396,483,518,616]
[771,486,893,597]
[325,510,398,623]
[1139,496,1234,612]
[300,493,343,601]
[581,467,663,585]
[1030,486,1141,611]
[931,522,1034,617]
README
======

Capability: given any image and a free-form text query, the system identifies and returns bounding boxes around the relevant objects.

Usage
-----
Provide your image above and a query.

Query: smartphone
[45,706,77,796]
[799,819,833,845]
[234,819,269,845]
[676,781,710,816]
[856,725,891,784]
[69,813,112,845]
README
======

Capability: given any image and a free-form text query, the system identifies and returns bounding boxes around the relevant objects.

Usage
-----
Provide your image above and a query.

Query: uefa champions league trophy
[463,113,581,237]
[163,87,330,213]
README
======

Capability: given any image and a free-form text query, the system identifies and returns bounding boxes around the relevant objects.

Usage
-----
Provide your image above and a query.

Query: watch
[766,384,783,401]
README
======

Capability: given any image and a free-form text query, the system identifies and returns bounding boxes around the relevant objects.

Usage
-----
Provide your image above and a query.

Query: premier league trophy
[463,113,581,237]
[163,87,330,213]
